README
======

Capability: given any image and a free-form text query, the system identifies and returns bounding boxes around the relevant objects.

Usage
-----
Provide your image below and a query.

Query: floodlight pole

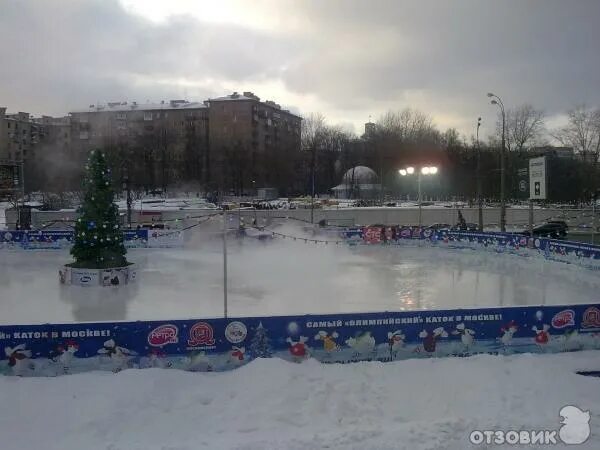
[488,93,506,232]
[223,210,228,318]
[476,117,483,231]
[418,172,423,227]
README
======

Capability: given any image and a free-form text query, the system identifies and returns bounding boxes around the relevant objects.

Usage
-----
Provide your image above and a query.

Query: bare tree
[301,113,327,151]
[377,108,438,144]
[497,104,545,152]
[553,105,600,163]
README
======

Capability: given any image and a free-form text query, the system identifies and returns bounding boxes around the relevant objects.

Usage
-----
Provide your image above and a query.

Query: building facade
[69,100,210,193]
[207,92,302,195]
[2,92,302,196]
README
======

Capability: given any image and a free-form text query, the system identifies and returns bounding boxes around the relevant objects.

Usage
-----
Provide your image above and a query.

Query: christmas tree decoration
[249,322,272,358]
[68,150,129,269]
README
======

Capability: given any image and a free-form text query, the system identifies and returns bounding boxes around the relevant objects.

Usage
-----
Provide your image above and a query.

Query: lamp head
[487,92,494,98]
[491,99,498,105]
[406,166,415,175]
[399,169,407,176]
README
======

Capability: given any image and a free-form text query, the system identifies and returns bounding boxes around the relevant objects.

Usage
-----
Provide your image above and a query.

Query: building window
[7,122,10,128]
[144,112,153,121]
[116,113,126,120]
[80,115,88,123]
[79,131,89,140]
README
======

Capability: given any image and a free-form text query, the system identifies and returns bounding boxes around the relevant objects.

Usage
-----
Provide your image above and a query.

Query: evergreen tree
[69,150,129,269]
[249,322,272,358]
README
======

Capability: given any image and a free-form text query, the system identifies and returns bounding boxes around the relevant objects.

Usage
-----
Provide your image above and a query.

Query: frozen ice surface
[1,351,599,450]
[0,236,599,324]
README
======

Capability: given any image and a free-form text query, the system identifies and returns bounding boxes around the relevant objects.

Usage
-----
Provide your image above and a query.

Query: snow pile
[1,351,599,450]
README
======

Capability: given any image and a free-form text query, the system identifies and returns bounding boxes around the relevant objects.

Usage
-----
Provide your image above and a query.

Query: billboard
[516,166,529,200]
[1,303,599,377]
[529,156,547,200]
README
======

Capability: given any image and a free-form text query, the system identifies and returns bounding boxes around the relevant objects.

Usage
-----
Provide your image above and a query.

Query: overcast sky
[1,0,599,138]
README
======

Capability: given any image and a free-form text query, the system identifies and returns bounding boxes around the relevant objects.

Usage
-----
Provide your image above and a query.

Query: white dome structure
[342,166,378,184]
[332,166,381,200]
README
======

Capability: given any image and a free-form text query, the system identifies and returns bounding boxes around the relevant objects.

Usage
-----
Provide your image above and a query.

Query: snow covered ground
[1,232,599,324]
[1,351,598,450]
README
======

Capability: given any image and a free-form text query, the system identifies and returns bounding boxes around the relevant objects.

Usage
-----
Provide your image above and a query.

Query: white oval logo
[225,321,247,344]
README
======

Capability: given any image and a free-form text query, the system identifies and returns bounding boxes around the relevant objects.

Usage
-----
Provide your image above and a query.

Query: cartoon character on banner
[416,327,448,354]
[228,346,246,366]
[147,348,172,369]
[97,339,137,372]
[452,323,475,350]
[384,227,394,242]
[50,340,79,373]
[185,352,213,372]
[499,320,518,347]
[5,344,34,375]
[286,336,309,362]
[346,331,376,358]
[532,325,551,347]
[387,330,405,359]
[558,329,582,352]
[314,331,339,356]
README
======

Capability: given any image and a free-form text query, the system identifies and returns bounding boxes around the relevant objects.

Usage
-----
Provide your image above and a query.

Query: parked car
[426,223,452,231]
[521,221,568,239]
[451,222,479,232]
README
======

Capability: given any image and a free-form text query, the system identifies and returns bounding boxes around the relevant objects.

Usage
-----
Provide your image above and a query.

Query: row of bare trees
[300,103,600,203]
[21,102,600,204]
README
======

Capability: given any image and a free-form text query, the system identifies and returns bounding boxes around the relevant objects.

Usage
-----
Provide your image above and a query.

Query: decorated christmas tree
[249,322,272,358]
[69,150,129,269]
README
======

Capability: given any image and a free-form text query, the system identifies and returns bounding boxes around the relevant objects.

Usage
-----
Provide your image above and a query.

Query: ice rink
[1,232,599,324]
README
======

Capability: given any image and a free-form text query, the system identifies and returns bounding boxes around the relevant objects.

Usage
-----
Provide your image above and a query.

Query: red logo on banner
[363,227,382,244]
[188,322,215,346]
[551,309,575,329]
[582,307,600,328]
[148,324,179,347]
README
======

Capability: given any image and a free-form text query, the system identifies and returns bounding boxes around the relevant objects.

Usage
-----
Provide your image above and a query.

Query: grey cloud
[282,0,600,119]
[1,0,599,135]
[0,0,300,115]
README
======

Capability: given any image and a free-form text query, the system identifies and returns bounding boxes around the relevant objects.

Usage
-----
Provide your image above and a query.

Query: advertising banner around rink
[340,226,600,270]
[1,303,600,376]
[0,229,182,250]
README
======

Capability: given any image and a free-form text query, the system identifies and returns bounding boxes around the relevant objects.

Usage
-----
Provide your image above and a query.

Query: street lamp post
[487,92,506,232]
[399,166,438,227]
[476,117,483,231]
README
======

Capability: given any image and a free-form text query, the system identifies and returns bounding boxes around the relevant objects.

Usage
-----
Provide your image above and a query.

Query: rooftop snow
[71,101,207,114]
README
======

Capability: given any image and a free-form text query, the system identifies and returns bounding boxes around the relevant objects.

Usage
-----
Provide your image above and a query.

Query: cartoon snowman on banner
[314,331,340,358]
[387,330,405,359]
[286,336,310,362]
[345,331,376,359]
[50,340,80,373]
[416,327,448,355]
[499,320,519,349]
[532,310,551,350]
[451,323,475,351]
[97,339,137,372]
[4,344,34,375]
